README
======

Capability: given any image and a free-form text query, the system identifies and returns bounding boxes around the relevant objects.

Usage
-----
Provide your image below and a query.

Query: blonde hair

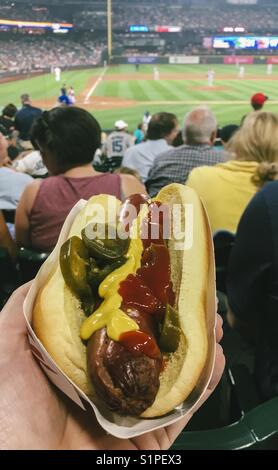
[228,111,278,187]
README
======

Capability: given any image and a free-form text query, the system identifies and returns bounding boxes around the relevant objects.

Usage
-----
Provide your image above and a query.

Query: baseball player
[207,70,215,87]
[239,66,245,79]
[153,67,160,81]
[267,63,273,75]
[54,66,61,82]
[68,86,76,104]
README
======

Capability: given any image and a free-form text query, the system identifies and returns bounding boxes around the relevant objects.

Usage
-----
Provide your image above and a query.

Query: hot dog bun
[33,184,210,417]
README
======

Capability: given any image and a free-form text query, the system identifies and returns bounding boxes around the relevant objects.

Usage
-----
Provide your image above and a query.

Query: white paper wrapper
[23,197,217,439]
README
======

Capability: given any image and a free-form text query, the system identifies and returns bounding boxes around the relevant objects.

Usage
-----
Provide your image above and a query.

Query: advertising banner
[267,57,278,64]
[224,56,254,64]
[169,56,200,65]
[127,56,159,64]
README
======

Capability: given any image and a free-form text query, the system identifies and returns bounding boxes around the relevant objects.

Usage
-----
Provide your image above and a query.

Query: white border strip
[83,67,107,104]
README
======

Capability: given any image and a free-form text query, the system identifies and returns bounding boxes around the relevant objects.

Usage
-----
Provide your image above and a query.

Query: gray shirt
[104,131,133,159]
[122,139,172,183]
[0,167,33,210]
[146,144,226,197]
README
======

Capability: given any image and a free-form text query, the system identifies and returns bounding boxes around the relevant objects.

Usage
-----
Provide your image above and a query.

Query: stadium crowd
[0,36,104,73]
[1,3,278,32]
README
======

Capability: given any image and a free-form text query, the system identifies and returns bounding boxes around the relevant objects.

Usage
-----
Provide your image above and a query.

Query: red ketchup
[118,201,175,358]
[119,193,150,232]
[119,331,161,359]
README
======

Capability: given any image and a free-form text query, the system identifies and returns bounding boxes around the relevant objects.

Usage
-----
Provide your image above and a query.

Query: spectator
[114,166,142,181]
[227,181,278,400]
[13,151,48,178]
[146,107,224,197]
[241,93,269,126]
[142,111,152,132]
[15,107,146,252]
[123,112,179,183]
[103,120,133,161]
[0,133,32,211]
[186,111,278,233]
[219,125,239,149]
[0,104,17,134]
[172,130,183,148]
[14,94,42,144]
[134,123,145,145]
[251,93,268,112]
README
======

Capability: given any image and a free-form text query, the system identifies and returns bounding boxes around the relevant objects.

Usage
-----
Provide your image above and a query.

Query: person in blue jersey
[58,88,71,106]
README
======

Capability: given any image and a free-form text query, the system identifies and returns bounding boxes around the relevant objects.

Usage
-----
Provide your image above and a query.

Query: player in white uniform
[68,86,76,104]
[153,67,160,81]
[207,70,215,87]
[267,63,273,75]
[54,66,61,82]
[239,66,245,79]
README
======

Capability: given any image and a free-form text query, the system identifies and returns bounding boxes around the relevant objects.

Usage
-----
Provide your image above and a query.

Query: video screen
[213,36,278,49]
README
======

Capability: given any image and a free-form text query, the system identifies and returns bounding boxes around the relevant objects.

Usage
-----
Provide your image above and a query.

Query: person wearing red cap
[251,93,268,111]
[241,93,269,125]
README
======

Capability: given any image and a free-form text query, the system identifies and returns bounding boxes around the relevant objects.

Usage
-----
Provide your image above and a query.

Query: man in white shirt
[0,133,32,210]
[142,111,152,132]
[122,112,179,183]
[103,120,133,161]
[13,150,48,177]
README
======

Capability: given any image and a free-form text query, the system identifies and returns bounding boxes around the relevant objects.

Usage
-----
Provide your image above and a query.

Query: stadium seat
[171,397,278,450]
[213,230,235,293]
[171,361,278,450]
[17,247,49,283]
[94,156,123,173]
[0,248,19,308]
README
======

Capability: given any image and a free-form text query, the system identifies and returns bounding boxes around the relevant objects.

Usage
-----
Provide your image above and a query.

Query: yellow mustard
[80,207,147,341]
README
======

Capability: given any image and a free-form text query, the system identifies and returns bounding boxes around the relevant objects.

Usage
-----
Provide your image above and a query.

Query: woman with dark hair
[0,103,17,134]
[15,107,146,252]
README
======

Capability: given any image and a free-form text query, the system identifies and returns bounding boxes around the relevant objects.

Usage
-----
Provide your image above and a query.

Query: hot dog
[33,184,210,418]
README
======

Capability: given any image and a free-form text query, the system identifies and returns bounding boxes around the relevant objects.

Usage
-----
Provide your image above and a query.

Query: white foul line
[84,67,107,104]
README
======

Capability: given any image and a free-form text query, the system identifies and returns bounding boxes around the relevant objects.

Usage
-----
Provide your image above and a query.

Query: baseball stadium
[0,0,278,452]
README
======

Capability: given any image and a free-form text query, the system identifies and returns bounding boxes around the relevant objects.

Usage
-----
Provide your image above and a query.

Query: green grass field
[1,64,278,130]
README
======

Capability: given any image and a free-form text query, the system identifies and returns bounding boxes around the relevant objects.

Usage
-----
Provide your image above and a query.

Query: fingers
[207,344,225,392]
[215,313,223,343]
[0,281,33,330]
[190,344,225,415]
[10,281,33,300]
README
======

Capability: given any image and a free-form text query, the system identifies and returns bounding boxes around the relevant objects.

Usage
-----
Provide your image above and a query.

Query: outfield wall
[1,55,278,82]
[111,55,278,65]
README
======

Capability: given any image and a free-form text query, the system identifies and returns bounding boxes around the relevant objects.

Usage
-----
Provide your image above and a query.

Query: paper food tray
[23,196,217,439]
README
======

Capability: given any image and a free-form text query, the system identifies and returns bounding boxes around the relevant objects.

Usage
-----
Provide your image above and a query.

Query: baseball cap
[251,93,268,106]
[115,120,128,130]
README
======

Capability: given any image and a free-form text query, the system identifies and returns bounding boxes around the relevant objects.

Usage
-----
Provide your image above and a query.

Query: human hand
[0,284,225,450]
[0,133,8,165]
